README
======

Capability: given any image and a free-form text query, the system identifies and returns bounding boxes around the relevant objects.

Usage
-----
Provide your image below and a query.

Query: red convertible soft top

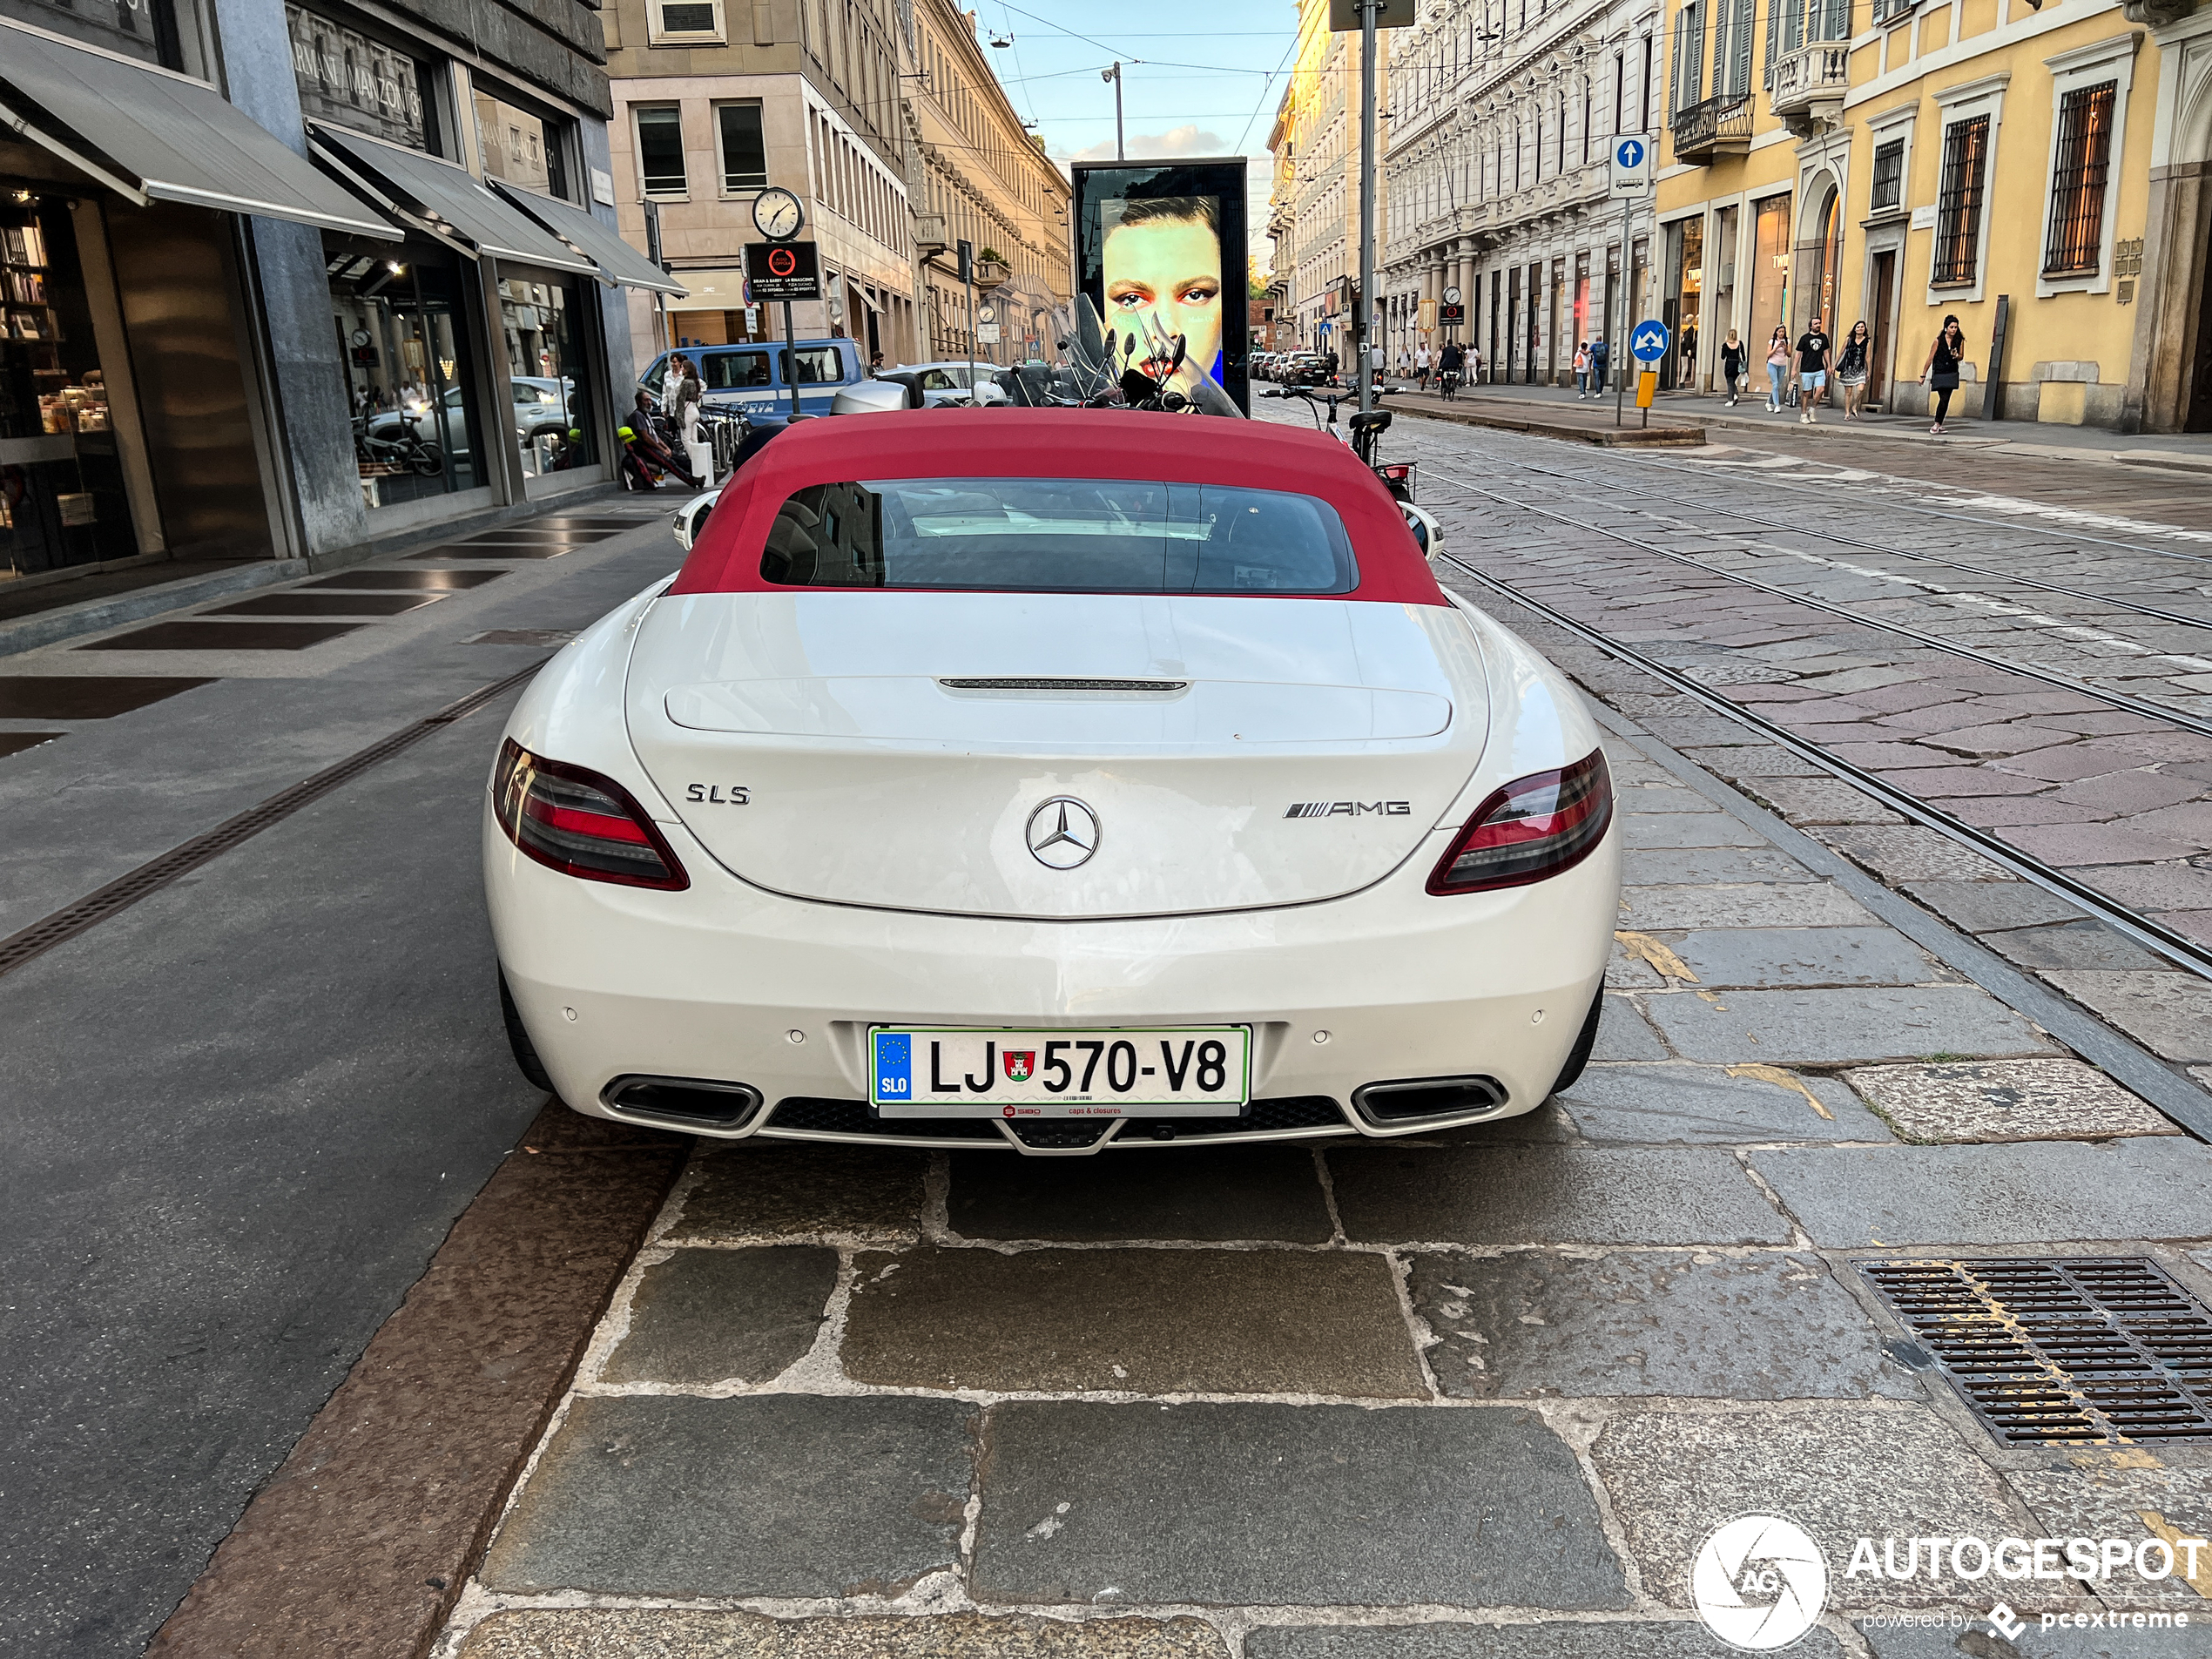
[667,408,1449,605]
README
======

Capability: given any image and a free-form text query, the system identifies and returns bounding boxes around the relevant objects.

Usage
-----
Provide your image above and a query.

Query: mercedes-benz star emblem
[1025,797,1099,869]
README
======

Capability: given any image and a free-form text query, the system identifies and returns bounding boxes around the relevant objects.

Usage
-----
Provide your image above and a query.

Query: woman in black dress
[1918,315,1966,435]
[1836,320,1871,421]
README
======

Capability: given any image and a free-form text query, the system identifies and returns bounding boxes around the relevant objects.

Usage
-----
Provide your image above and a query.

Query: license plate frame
[869,1025,1252,1118]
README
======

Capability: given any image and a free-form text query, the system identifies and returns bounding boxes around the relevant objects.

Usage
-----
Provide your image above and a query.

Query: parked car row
[1251,350,1332,387]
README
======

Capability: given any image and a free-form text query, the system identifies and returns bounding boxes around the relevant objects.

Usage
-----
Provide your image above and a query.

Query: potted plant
[975,246,1009,284]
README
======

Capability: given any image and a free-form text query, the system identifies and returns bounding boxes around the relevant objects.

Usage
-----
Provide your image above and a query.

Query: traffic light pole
[1356,0,1378,418]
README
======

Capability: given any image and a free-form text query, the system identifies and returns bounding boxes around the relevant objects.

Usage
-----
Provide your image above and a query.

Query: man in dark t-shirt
[1795,317,1833,424]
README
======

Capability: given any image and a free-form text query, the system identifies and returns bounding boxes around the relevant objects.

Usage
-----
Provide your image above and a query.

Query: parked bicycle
[353,414,442,477]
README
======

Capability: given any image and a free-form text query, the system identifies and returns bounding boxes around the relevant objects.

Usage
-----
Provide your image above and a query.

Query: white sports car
[485,409,1618,1153]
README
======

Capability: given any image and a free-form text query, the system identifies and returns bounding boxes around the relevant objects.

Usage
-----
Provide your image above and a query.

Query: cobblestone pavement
[1369,421,2212,973]
[430,726,2212,1654]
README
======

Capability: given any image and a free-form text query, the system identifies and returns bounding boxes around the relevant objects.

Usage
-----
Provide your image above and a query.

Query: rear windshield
[758,477,1358,594]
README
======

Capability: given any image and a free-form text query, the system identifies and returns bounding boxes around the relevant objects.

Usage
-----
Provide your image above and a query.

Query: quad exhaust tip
[601,1075,764,1131]
[1351,1075,1510,1128]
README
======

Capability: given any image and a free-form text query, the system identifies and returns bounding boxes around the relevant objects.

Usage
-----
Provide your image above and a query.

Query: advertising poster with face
[1072,159,1250,414]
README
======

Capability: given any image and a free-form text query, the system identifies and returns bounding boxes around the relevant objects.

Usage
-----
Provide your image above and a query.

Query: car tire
[499,968,555,1092]
[1546,986,1606,1098]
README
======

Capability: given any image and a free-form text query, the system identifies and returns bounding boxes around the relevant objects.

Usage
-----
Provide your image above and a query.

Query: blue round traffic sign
[1615,137,1646,170]
[1630,320,1669,363]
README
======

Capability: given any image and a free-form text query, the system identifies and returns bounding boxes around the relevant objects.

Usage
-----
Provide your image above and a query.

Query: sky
[963,0,1303,266]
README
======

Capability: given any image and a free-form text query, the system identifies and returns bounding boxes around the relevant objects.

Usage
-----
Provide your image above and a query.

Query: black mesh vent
[1112,1097,1348,1143]
[1003,1118,1116,1150]
[766,1097,1002,1140]
[1863,1258,2212,1445]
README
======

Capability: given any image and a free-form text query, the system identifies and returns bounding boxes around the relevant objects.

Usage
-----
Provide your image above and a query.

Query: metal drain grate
[1863,1258,2212,1445]
[0,662,545,981]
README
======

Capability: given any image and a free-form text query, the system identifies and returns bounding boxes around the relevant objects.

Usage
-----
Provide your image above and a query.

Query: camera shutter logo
[1691,1514,1829,1650]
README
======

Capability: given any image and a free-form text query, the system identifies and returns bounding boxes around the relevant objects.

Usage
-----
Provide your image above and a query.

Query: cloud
[1055,125,1231,165]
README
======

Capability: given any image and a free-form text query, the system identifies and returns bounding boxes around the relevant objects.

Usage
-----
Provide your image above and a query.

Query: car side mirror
[672,489,718,551]
[1402,503,1442,563]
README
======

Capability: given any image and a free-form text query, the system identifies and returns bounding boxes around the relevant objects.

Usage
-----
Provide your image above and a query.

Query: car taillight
[1427,750,1612,894]
[492,738,688,890]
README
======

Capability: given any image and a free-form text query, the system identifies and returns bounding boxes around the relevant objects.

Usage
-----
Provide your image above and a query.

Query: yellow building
[1660,0,2211,431]
[1269,0,1385,361]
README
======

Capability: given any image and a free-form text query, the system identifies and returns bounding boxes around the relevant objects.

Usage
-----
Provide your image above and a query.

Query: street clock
[1443,286,1461,305]
[752,188,805,240]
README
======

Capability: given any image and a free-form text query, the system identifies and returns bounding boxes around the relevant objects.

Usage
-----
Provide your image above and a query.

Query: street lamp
[1101,63,1124,160]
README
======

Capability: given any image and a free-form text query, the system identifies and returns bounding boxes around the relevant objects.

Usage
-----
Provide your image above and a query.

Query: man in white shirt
[1414,343,1432,390]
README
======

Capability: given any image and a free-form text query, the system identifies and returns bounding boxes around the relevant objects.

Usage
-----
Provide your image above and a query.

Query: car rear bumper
[488,808,1619,1154]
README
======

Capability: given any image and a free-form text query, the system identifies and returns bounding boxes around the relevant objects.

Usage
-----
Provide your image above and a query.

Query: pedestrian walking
[1919,314,1966,435]
[1679,322,1698,389]
[1719,329,1746,404]
[1573,341,1591,397]
[1415,342,1432,391]
[1466,341,1484,385]
[1588,336,1609,396]
[1836,321,1871,420]
[1764,327,1791,411]
[1795,315,1833,424]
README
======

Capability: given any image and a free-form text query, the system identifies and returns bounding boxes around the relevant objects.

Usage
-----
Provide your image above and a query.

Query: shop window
[646,0,722,43]
[1932,115,1989,287]
[499,276,597,480]
[718,102,769,192]
[1870,139,1905,212]
[286,4,431,151]
[2042,82,2114,278]
[328,242,482,510]
[475,88,570,201]
[3,0,206,77]
[636,106,687,199]
[1,195,138,577]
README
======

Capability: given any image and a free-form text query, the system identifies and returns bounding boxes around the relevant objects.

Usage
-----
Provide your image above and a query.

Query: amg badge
[1285,800,1412,819]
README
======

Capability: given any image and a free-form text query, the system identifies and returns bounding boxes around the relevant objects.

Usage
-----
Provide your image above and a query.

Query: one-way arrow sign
[1609,135,1651,199]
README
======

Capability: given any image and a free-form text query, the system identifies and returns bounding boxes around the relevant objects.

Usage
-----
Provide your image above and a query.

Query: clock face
[753,188,804,239]
[350,327,372,347]
[1443,286,1461,305]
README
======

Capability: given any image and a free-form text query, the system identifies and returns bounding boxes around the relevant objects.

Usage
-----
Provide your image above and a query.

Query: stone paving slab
[2006,1464,2212,1609]
[1657,927,1941,988]
[1621,846,1822,885]
[1408,1251,1917,1400]
[969,1402,1630,1610]
[1554,1063,1889,1143]
[1617,884,1882,929]
[480,1394,974,1599]
[1327,1146,1791,1245]
[839,1247,1427,1399]
[602,1245,838,1386]
[1898,880,2088,934]
[944,1148,1332,1244]
[2036,973,2212,1062]
[1842,1059,2180,1143]
[1588,1406,2037,1611]
[1860,1624,2205,1658]
[457,1610,1232,1657]
[1744,778,1905,825]
[1817,826,2019,882]
[1979,920,2175,975]
[1640,986,2054,1065]
[1622,813,1770,849]
[1619,784,1717,813]
[1244,1623,1845,1658]
[1749,1138,2212,1244]
[666,1144,929,1242]
[1591,995,1670,1061]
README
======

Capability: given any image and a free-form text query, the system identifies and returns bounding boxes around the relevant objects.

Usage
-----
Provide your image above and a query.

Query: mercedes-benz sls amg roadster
[485,408,1619,1154]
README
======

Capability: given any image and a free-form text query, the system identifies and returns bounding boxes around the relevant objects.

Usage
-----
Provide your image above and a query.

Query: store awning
[307,124,594,274]
[0,18,396,238]
[491,180,688,297]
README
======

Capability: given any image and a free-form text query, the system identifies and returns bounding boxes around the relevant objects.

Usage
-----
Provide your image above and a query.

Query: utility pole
[1356,2,1377,418]
[1103,63,1124,160]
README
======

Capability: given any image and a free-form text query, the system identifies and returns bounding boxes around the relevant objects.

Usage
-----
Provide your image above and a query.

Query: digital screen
[1072,160,1250,414]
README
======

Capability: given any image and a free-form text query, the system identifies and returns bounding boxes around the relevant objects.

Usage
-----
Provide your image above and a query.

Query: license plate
[870,1026,1251,1118]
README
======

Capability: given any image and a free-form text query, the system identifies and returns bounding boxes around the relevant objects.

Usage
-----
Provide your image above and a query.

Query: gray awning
[308,124,594,273]
[0,18,396,238]
[491,180,688,297]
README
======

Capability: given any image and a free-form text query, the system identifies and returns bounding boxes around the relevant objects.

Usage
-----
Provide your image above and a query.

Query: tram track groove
[1431,547,2212,988]
[1425,469,2212,743]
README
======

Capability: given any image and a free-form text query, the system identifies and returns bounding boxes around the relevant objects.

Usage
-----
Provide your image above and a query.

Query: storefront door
[1751,194,1791,361]
[499,270,601,486]
[327,239,486,514]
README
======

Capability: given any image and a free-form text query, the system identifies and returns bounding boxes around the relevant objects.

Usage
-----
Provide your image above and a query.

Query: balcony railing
[1670,95,1754,162]
[1770,42,1850,120]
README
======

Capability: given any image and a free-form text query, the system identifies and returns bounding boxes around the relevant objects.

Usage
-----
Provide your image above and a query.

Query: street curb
[0,483,631,660]
[1395,398,1706,448]
[145,1104,689,1659]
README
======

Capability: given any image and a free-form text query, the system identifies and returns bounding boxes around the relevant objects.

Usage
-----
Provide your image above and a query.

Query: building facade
[605,0,919,367]
[1381,0,1662,383]
[901,0,1071,366]
[1269,0,1382,363]
[1657,0,2210,430]
[3,0,645,589]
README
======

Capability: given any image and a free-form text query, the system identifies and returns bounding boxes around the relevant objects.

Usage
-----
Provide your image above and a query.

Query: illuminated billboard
[1070,158,1250,415]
